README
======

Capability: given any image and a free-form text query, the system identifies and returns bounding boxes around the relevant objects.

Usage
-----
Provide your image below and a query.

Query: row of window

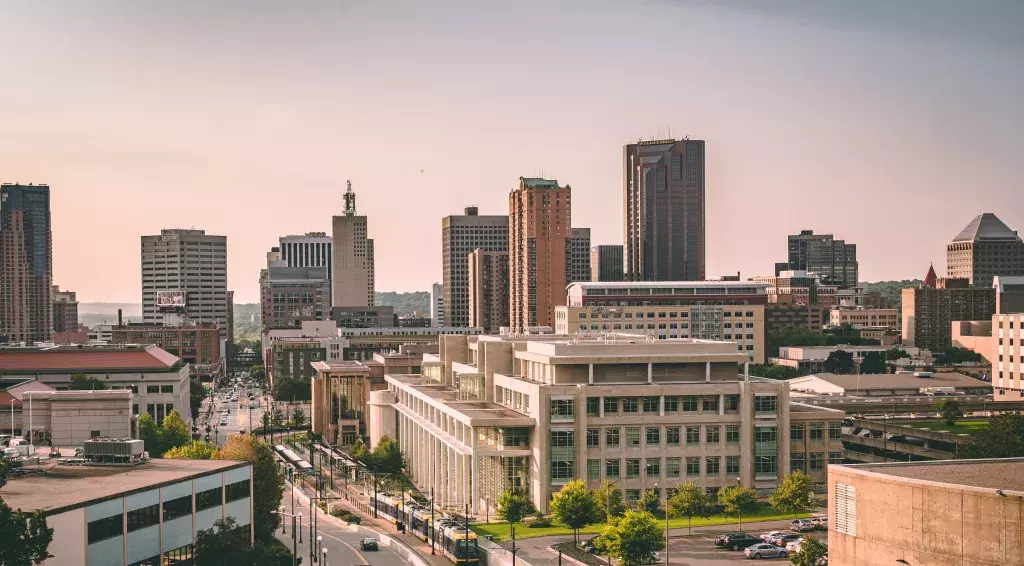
[579,310,757,319]
[584,395,741,416]
[587,425,740,448]
[587,455,740,480]
[791,423,843,441]
[791,452,844,472]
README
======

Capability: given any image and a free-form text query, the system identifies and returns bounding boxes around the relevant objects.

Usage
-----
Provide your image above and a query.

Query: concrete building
[591,244,624,282]
[782,230,858,289]
[770,270,839,308]
[829,308,899,330]
[772,345,932,374]
[509,177,572,332]
[259,264,331,333]
[554,281,770,362]
[4,458,253,566]
[398,315,432,328]
[379,333,843,516]
[569,227,591,284]
[110,322,222,380]
[279,232,332,291]
[467,249,509,334]
[947,212,1024,287]
[0,183,52,343]
[902,283,996,351]
[788,371,988,398]
[827,459,1024,565]
[442,207,509,329]
[623,139,705,282]
[310,360,374,445]
[265,336,340,384]
[0,345,191,426]
[765,305,827,338]
[431,282,445,327]
[141,229,228,328]
[52,285,79,334]
[263,320,481,363]
[332,306,397,328]
[836,286,894,309]
[331,181,375,307]
[993,311,1024,401]
[22,389,133,447]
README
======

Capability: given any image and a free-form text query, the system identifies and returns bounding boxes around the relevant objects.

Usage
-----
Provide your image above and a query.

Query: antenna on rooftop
[343,180,357,216]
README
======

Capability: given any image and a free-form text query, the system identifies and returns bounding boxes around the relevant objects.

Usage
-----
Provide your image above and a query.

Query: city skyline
[1,1,1021,303]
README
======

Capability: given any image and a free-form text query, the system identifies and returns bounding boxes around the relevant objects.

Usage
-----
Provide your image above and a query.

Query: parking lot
[663,530,827,565]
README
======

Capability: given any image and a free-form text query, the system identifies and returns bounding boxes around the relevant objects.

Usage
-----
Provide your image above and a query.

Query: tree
[770,471,817,520]
[885,348,909,361]
[634,488,659,514]
[935,399,962,426]
[194,517,249,566]
[935,346,983,365]
[69,373,107,390]
[259,412,272,437]
[274,378,312,402]
[600,509,665,566]
[495,489,535,539]
[593,480,626,521]
[290,407,306,427]
[215,435,285,540]
[549,480,600,545]
[790,534,828,566]
[161,410,191,453]
[270,407,286,428]
[164,440,217,460]
[366,436,403,475]
[717,485,758,530]
[823,350,855,374]
[667,481,714,535]
[0,458,55,566]
[138,412,162,454]
[747,363,806,380]
[350,438,368,462]
[190,378,207,418]
[859,351,887,374]
[957,413,1024,459]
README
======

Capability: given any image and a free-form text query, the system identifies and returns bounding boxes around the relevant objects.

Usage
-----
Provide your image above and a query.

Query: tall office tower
[0,183,52,343]
[468,249,510,334]
[623,139,706,282]
[431,282,445,327]
[947,213,1024,287]
[259,265,331,333]
[441,206,508,328]
[331,181,375,307]
[279,232,332,302]
[783,230,858,289]
[141,229,228,326]
[591,245,624,282]
[568,228,591,284]
[51,285,79,333]
[509,177,571,332]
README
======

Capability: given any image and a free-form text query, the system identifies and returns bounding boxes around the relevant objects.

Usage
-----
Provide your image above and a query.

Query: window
[645,427,660,447]
[605,459,620,478]
[791,424,805,441]
[829,423,842,440]
[724,395,740,412]
[790,452,806,472]
[682,396,698,412]
[626,459,641,478]
[829,452,844,465]
[587,428,600,448]
[550,399,575,422]
[588,460,601,480]
[550,430,575,480]
[809,453,825,472]
[754,395,777,415]
[686,427,700,445]
[686,457,700,477]
[603,397,619,415]
[706,426,720,445]
[702,396,718,413]
[146,385,160,394]
[642,396,659,414]
[626,428,641,447]
[625,489,641,503]
[706,456,720,475]
[88,515,123,544]
[606,428,620,448]
[196,487,223,511]
[160,385,174,394]
[809,423,824,441]
[586,397,600,416]
[225,480,249,503]
[666,458,681,478]
[666,427,680,446]
[726,425,740,444]
[726,456,740,475]
[163,495,193,522]
[755,426,778,478]
[663,396,679,413]
[645,458,661,478]
[128,503,160,532]
[622,397,639,413]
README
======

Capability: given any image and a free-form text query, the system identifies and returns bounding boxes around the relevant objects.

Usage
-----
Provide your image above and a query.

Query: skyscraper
[52,285,79,333]
[441,206,508,328]
[568,227,591,285]
[509,177,571,332]
[468,249,509,334]
[947,213,1024,287]
[141,229,228,326]
[280,233,332,282]
[623,138,705,282]
[783,230,859,289]
[590,245,624,282]
[0,183,52,343]
[431,282,444,327]
[331,181,375,307]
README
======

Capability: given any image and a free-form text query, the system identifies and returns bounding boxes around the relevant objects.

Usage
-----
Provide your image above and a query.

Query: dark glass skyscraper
[0,183,53,343]
[783,230,858,289]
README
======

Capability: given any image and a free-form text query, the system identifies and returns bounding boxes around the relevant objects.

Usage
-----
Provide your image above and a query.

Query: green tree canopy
[823,350,855,374]
[0,458,55,566]
[935,346,983,365]
[189,378,206,417]
[215,435,285,540]
[769,471,817,520]
[790,534,828,566]
[935,399,963,426]
[495,489,535,527]
[717,485,759,529]
[138,412,161,454]
[957,413,1024,459]
[634,489,659,514]
[164,440,217,460]
[667,481,714,535]
[885,348,909,361]
[600,509,665,566]
[747,363,807,380]
[274,378,311,402]
[365,436,403,475]
[549,480,601,545]
[290,407,306,427]
[593,480,626,520]
[270,408,286,428]
[161,410,191,452]
[859,351,887,374]
[69,373,107,390]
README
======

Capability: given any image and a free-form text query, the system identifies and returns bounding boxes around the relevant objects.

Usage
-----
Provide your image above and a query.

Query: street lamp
[316,535,323,556]
[321,548,328,566]
[735,477,743,531]
[297,514,302,543]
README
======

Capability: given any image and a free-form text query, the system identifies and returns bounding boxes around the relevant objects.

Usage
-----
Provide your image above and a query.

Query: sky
[1,0,1022,304]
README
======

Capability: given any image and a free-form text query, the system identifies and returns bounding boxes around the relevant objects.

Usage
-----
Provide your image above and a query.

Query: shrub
[528,516,553,528]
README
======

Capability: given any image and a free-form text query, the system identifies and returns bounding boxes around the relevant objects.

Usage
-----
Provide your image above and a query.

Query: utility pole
[430,487,436,555]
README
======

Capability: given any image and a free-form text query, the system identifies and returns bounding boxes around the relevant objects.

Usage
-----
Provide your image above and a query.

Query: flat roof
[3,459,248,515]
[0,345,181,373]
[793,372,987,391]
[840,459,1024,493]
[385,374,535,426]
[312,360,371,374]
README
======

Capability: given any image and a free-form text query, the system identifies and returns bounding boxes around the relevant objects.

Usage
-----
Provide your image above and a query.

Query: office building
[770,270,839,308]
[468,249,510,334]
[4,458,253,566]
[398,315,432,328]
[280,231,332,284]
[141,229,228,327]
[902,270,996,351]
[509,177,572,332]
[947,212,1024,287]
[569,228,591,284]
[332,306,397,328]
[331,181,375,307]
[827,459,1024,565]
[591,245,624,282]
[828,308,899,330]
[310,360,376,445]
[0,183,52,343]
[836,287,894,309]
[554,281,769,362]
[263,320,481,364]
[789,371,986,398]
[380,333,843,515]
[52,285,79,333]
[259,264,331,333]
[111,322,222,379]
[765,305,826,338]
[994,312,1024,400]
[623,139,706,282]
[431,282,445,327]
[265,335,343,384]
[442,207,508,328]
[782,230,858,289]
[772,346,932,374]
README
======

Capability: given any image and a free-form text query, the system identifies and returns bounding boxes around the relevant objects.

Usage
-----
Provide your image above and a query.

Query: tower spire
[344,180,356,216]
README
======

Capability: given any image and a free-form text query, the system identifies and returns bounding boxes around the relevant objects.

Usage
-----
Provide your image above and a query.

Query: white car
[786,539,803,553]
[761,530,787,542]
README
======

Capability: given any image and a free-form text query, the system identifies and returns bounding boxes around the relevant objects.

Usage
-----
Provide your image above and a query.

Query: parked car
[760,530,787,542]
[717,533,762,550]
[360,538,378,551]
[812,517,828,530]
[770,533,803,547]
[792,519,815,532]
[744,543,788,559]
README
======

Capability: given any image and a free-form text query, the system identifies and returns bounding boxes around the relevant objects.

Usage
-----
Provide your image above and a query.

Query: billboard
[156,291,186,311]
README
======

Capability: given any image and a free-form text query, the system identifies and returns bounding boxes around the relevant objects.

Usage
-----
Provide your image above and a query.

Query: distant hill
[80,302,142,318]
[376,291,430,317]
[860,280,922,311]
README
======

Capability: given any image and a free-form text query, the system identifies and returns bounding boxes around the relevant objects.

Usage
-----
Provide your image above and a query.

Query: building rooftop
[2,459,247,515]
[0,345,181,373]
[519,177,562,189]
[951,213,1021,243]
[311,360,371,374]
[840,459,1024,493]
[994,276,1024,293]
[385,374,535,427]
[790,372,987,392]
[569,281,770,291]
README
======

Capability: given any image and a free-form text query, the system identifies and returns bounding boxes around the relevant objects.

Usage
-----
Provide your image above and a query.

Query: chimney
[117,309,123,326]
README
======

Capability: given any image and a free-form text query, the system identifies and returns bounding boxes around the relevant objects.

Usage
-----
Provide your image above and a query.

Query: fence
[478,537,535,566]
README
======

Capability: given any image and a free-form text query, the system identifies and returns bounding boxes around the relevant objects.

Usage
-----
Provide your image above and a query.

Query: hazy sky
[2,0,1022,303]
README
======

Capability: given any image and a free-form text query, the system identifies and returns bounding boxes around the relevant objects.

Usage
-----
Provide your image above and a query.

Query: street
[198,380,267,447]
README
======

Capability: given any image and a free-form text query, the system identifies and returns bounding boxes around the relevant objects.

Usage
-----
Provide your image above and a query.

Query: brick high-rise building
[332,182,375,307]
[591,244,624,282]
[141,229,228,327]
[902,269,996,351]
[509,177,571,332]
[623,139,705,282]
[467,249,509,334]
[947,213,1024,288]
[442,206,508,328]
[260,263,331,333]
[51,285,79,333]
[782,230,858,289]
[0,183,52,343]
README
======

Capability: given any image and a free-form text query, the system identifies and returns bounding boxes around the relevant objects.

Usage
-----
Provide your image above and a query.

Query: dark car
[717,533,762,550]
[360,538,378,551]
